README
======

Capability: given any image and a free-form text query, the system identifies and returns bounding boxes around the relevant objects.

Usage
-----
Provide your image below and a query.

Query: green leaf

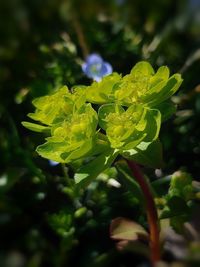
[143,74,183,107]
[115,160,144,203]
[142,108,161,142]
[130,61,155,77]
[32,86,69,109]
[122,139,164,169]
[123,132,147,150]
[154,100,176,121]
[86,73,121,104]
[147,66,170,95]
[36,141,69,163]
[110,217,149,241]
[36,138,95,163]
[157,74,183,103]
[150,66,170,87]
[28,108,57,126]
[74,148,119,188]
[89,133,110,156]
[61,138,94,162]
[21,121,50,133]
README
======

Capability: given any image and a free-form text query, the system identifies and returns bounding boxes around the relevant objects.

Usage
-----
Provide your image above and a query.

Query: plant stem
[126,160,160,266]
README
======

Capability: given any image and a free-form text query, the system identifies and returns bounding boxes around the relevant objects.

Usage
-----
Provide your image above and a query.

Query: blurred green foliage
[1,0,200,266]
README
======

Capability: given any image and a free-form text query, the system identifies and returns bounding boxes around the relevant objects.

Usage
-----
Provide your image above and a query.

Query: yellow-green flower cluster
[22,61,182,166]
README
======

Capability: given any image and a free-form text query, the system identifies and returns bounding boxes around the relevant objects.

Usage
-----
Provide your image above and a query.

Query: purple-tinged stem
[127,160,161,266]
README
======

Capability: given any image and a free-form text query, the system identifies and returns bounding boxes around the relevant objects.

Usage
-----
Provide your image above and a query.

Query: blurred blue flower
[115,0,126,6]
[49,160,59,166]
[82,53,113,82]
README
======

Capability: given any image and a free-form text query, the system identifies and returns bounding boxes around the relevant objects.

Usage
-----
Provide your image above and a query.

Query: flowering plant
[22,61,182,183]
[22,61,183,265]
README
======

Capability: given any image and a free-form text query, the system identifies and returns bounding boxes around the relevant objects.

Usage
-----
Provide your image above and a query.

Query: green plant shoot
[22,61,183,186]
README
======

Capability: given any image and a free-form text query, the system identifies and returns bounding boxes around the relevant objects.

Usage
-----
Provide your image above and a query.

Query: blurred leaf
[110,217,149,241]
[167,195,189,214]
[0,169,24,194]
[48,211,74,238]
[115,160,144,204]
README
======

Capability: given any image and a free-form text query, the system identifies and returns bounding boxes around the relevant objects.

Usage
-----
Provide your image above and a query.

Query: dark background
[0,0,200,266]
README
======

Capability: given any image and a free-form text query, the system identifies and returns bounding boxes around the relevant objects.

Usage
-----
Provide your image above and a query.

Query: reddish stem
[127,160,160,266]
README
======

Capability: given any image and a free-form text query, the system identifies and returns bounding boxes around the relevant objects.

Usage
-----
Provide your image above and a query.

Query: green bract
[22,61,182,185]
[98,104,161,150]
[24,85,86,127]
[36,104,98,163]
[86,61,182,108]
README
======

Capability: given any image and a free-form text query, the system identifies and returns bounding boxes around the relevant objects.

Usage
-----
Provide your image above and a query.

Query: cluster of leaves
[157,171,196,233]
[23,61,182,186]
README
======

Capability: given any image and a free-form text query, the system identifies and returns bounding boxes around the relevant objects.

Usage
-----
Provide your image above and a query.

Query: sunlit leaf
[74,148,118,188]
[122,139,163,169]
[86,73,121,104]
[21,121,50,133]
